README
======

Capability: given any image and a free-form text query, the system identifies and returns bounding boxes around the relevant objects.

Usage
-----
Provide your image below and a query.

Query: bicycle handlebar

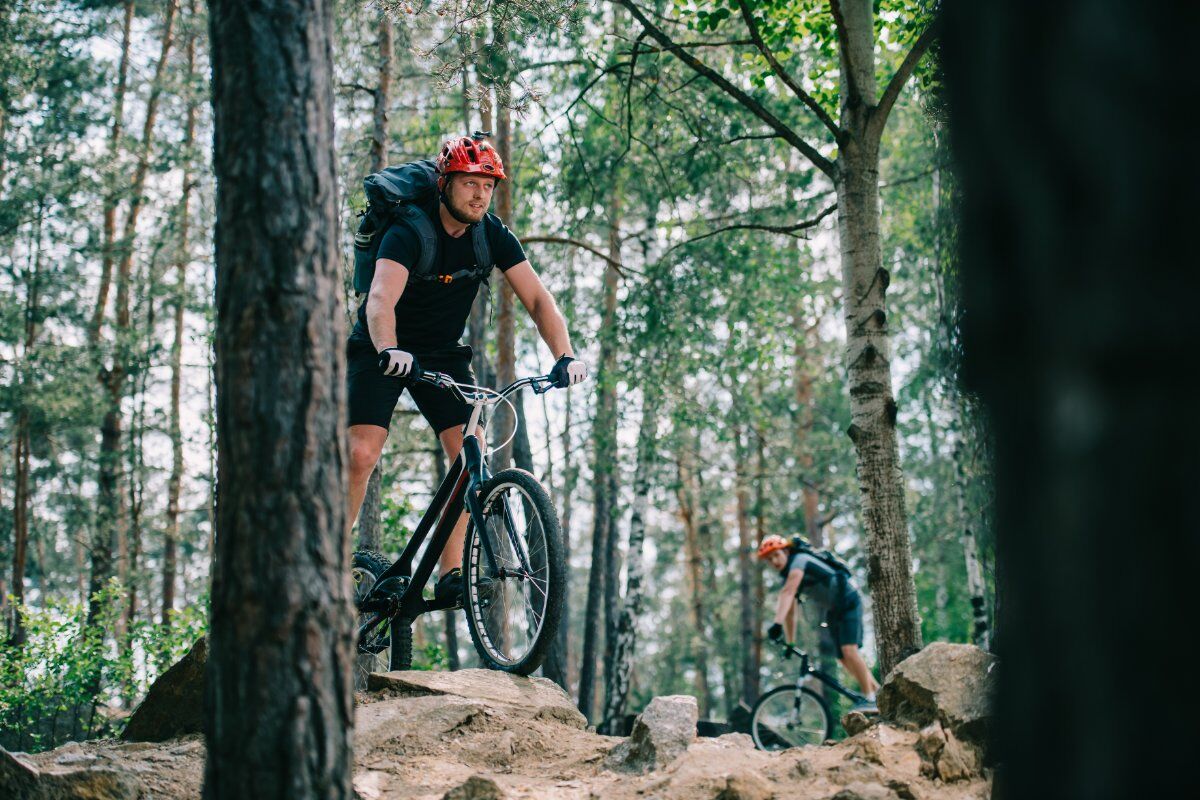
[412,370,559,404]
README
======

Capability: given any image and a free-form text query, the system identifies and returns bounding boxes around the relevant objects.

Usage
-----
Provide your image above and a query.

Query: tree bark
[203,0,353,797]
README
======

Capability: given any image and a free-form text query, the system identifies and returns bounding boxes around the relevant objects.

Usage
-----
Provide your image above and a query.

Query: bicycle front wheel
[463,469,564,675]
[750,685,832,751]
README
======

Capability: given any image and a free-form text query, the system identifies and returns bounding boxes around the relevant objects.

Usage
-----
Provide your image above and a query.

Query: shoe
[434,568,463,609]
[850,699,878,713]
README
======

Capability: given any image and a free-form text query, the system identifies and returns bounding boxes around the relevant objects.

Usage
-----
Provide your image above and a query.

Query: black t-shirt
[351,198,526,352]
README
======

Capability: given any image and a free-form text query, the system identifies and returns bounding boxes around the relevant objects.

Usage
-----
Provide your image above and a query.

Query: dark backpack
[352,159,495,294]
[790,535,853,584]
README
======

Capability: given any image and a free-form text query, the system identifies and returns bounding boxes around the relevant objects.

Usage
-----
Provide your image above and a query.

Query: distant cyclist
[758,534,879,708]
[346,134,588,607]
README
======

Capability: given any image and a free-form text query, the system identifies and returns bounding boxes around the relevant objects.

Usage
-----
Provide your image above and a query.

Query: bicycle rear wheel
[750,685,832,750]
[352,550,391,688]
[462,469,564,675]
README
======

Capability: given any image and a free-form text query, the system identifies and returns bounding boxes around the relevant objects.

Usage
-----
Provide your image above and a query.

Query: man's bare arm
[366,258,409,352]
[775,568,804,625]
[503,261,574,358]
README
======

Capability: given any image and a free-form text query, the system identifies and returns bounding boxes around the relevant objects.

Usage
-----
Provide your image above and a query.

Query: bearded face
[442,173,496,224]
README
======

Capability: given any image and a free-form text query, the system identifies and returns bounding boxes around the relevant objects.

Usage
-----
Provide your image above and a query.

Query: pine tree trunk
[203,0,353,796]
[8,201,44,646]
[600,389,657,732]
[835,0,922,674]
[492,77,517,471]
[357,2,394,553]
[541,383,573,689]
[164,2,200,626]
[735,431,757,706]
[579,195,621,721]
[92,0,180,627]
[89,0,134,341]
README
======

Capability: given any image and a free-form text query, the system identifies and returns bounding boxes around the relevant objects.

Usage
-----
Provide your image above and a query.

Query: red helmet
[436,134,507,189]
[757,535,790,560]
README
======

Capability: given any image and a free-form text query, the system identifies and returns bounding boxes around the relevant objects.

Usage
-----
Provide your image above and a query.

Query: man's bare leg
[347,424,388,535]
[839,644,880,697]
[436,424,485,577]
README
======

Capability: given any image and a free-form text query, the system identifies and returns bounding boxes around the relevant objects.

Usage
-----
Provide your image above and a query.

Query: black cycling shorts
[826,590,865,653]
[347,340,476,434]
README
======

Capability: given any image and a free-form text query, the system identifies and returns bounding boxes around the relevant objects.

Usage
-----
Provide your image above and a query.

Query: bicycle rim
[465,481,552,667]
[751,687,829,750]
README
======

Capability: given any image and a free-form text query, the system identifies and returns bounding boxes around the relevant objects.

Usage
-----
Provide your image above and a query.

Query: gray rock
[605,695,698,773]
[715,770,775,800]
[842,711,873,737]
[442,774,506,800]
[122,636,207,742]
[877,642,995,746]
[368,668,586,729]
[2,745,143,800]
[830,783,898,800]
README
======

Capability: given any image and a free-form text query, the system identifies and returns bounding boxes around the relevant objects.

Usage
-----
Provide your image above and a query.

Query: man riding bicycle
[758,535,879,708]
[346,135,588,608]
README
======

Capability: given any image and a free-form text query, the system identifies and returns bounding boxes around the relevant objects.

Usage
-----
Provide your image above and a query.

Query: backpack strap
[407,212,498,285]
[393,203,437,279]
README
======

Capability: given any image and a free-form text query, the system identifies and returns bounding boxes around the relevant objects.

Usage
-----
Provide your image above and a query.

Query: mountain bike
[750,639,873,750]
[351,369,565,679]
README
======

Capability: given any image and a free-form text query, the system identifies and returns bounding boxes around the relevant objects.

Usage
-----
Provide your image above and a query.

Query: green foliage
[0,582,208,753]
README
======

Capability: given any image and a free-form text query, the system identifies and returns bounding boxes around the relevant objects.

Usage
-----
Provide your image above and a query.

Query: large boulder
[1,746,143,800]
[877,642,995,746]
[367,668,586,729]
[605,695,698,773]
[122,636,207,742]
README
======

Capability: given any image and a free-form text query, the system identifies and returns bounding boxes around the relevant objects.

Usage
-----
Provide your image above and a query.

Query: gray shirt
[779,551,844,607]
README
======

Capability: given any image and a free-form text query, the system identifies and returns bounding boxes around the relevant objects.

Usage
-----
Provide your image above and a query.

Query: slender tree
[612,0,934,672]
[204,0,353,796]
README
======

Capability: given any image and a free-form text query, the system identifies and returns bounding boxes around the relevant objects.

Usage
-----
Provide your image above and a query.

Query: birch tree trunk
[835,0,922,674]
[600,386,658,731]
[203,0,353,796]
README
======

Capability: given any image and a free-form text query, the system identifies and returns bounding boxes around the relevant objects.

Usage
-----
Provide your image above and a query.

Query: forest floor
[4,667,992,800]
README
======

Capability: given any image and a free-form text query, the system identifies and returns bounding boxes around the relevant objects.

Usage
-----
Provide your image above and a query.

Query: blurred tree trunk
[8,199,44,647]
[91,0,180,626]
[676,443,713,718]
[944,1,1200,795]
[86,0,134,624]
[357,3,395,553]
[203,0,353,796]
[735,429,757,705]
[164,0,201,628]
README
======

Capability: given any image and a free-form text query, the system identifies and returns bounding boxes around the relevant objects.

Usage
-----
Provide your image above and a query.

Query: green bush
[0,580,208,752]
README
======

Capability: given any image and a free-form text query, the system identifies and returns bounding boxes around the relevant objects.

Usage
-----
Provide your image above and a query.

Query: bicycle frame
[781,642,867,704]
[357,371,555,638]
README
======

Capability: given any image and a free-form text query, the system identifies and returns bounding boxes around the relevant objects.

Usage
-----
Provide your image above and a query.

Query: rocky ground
[1,643,994,800]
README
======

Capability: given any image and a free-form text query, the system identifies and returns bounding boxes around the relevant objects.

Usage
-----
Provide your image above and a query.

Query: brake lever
[531,375,557,395]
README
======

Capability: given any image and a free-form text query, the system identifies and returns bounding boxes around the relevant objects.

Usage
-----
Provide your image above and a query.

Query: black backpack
[790,535,853,582]
[352,159,495,294]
